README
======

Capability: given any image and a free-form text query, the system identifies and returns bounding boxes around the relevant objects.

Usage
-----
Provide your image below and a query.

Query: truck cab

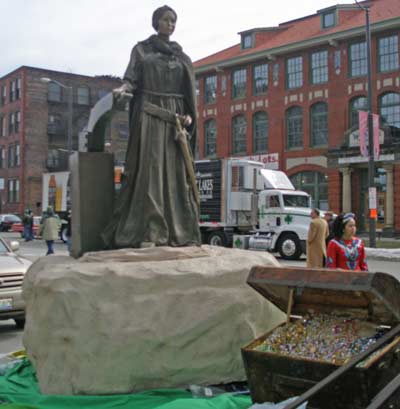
[251,168,311,259]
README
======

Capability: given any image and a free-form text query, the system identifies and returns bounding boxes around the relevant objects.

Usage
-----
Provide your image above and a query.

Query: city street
[1,233,399,355]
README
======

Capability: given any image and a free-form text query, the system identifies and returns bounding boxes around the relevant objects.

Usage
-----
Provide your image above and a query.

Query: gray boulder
[23,245,284,395]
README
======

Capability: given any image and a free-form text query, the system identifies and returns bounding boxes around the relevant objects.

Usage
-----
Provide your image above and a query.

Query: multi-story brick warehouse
[0,66,127,216]
[194,0,400,235]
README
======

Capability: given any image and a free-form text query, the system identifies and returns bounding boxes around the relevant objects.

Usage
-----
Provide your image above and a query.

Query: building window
[204,75,217,104]
[334,50,341,73]
[253,63,268,95]
[9,81,16,103]
[273,63,279,84]
[0,147,4,169]
[322,11,336,28]
[77,86,90,105]
[253,112,268,153]
[311,51,328,84]
[221,76,227,96]
[8,113,14,135]
[0,117,5,137]
[286,56,303,89]
[7,179,19,203]
[204,119,217,157]
[349,42,367,77]
[242,33,253,49]
[195,80,200,98]
[48,114,63,135]
[349,96,368,128]
[379,92,400,129]
[16,78,21,100]
[15,144,20,167]
[290,171,328,210]
[378,35,399,72]
[15,111,20,133]
[8,145,13,167]
[310,102,328,147]
[286,106,303,149]
[48,82,62,102]
[1,85,6,106]
[232,68,247,99]
[232,115,247,155]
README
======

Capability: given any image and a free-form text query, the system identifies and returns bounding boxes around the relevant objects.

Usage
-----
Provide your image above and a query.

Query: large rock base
[22,246,284,395]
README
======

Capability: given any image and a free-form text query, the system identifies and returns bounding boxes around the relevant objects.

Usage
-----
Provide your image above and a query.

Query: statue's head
[152,5,177,37]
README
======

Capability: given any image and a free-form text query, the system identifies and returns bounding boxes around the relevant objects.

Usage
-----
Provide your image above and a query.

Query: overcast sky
[1,0,356,78]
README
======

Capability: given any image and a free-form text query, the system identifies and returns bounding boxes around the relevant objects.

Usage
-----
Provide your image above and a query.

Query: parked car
[0,237,32,328]
[11,216,42,238]
[0,214,22,232]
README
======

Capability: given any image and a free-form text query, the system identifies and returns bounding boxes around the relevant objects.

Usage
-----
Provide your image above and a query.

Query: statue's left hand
[177,114,192,128]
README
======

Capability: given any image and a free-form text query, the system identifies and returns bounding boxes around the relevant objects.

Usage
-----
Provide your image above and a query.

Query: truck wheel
[277,233,302,260]
[60,227,68,243]
[207,231,226,247]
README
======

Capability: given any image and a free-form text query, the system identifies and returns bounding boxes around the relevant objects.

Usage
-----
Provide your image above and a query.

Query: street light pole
[355,1,376,248]
[365,6,376,248]
[40,77,73,162]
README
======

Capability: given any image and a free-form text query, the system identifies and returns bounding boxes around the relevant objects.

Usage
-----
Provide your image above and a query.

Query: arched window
[310,102,328,147]
[232,115,247,155]
[286,106,303,149]
[253,112,268,153]
[290,171,328,210]
[204,119,217,157]
[379,92,400,129]
[48,82,61,102]
[349,96,368,128]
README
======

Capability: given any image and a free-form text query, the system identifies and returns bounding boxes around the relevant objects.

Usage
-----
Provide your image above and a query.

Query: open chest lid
[247,266,400,325]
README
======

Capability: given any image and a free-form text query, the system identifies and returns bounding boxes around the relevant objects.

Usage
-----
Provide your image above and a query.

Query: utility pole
[356,0,376,247]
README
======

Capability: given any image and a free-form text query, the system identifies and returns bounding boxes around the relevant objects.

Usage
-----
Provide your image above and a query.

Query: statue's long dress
[102,36,201,248]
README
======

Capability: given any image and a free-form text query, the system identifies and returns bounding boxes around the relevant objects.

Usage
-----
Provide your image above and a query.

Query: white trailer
[195,159,312,260]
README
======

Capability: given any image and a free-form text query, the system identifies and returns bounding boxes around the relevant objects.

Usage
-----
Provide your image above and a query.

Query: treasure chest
[241,266,400,409]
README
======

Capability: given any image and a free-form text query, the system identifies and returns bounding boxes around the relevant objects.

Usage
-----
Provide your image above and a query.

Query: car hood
[0,252,32,274]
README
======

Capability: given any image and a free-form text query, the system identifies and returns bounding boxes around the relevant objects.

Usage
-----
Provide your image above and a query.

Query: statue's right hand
[113,84,133,102]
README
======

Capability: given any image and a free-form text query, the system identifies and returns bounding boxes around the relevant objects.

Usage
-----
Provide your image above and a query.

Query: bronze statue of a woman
[102,5,201,249]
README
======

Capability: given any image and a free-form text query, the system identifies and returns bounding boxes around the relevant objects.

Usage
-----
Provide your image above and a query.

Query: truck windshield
[283,195,310,208]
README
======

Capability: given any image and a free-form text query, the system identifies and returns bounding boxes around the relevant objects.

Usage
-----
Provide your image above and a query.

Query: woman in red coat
[326,213,368,271]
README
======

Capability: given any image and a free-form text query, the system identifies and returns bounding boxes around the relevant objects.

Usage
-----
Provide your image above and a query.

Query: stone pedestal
[22,246,284,395]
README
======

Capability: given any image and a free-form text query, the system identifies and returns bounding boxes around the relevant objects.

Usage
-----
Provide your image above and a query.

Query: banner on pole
[358,111,369,157]
[373,113,380,159]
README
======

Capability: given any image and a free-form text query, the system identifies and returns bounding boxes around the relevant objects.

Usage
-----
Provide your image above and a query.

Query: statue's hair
[152,5,177,31]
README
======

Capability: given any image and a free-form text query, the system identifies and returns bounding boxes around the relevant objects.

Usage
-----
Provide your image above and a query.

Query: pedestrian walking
[306,208,329,268]
[326,212,368,271]
[22,209,34,241]
[38,206,61,256]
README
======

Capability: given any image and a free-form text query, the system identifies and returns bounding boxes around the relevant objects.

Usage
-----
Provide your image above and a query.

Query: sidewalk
[358,234,400,261]
[365,247,400,261]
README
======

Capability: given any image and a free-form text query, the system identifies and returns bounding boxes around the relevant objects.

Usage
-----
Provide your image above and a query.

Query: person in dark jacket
[22,209,34,241]
[324,211,335,246]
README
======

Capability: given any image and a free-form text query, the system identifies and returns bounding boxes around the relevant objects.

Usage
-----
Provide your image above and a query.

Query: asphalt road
[0,235,399,355]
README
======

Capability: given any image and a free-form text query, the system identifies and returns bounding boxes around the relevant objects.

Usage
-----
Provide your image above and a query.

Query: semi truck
[195,158,312,260]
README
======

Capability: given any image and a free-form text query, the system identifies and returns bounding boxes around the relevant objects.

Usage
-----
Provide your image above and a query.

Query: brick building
[194,0,400,235]
[0,66,128,216]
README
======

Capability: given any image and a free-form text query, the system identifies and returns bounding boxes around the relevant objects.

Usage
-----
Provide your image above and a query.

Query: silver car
[0,238,32,328]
